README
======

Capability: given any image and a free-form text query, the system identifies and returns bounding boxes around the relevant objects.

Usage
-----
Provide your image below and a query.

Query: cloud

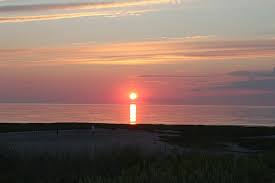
[223,79,275,90]
[180,94,275,106]
[138,75,207,78]
[1,38,275,66]
[0,0,181,23]
[0,9,154,23]
[189,68,275,103]
[229,68,275,78]
[0,0,177,12]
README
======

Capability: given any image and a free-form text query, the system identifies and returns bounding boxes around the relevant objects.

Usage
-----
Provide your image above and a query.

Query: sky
[0,0,275,105]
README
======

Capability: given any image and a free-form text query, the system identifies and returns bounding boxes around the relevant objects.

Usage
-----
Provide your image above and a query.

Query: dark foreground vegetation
[1,123,275,183]
[0,147,275,183]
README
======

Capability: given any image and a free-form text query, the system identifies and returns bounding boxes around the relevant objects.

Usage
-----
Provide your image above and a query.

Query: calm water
[0,104,275,126]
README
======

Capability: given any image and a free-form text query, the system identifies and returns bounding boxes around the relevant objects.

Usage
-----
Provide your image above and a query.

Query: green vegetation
[1,123,275,182]
[0,147,275,183]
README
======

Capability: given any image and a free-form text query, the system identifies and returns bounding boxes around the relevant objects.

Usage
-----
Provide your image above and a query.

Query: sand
[0,128,173,155]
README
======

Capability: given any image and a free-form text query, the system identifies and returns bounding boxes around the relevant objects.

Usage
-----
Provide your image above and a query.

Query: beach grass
[0,146,275,183]
[1,123,275,182]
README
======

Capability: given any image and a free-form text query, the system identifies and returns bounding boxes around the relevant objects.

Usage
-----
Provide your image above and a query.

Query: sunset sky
[1,0,275,105]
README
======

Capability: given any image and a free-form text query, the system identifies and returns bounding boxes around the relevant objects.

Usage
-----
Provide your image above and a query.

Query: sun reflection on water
[130,103,136,125]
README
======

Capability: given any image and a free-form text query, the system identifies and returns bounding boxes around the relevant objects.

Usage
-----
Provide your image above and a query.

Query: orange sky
[0,0,275,105]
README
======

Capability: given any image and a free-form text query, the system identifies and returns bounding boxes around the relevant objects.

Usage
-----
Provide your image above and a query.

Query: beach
[1,123,275,183]
[1,123,275,155]
[0,128,172,155]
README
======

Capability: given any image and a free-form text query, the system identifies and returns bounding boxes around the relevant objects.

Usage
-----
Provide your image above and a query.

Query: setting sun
[129,92,138,101]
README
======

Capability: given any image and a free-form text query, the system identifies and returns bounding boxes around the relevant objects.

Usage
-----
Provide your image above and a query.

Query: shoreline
[0,123,275,155]
[1,122,275,132]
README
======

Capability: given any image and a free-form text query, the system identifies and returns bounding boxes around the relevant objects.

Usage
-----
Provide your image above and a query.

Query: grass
[0,147,275,183]
[1,123,275,182]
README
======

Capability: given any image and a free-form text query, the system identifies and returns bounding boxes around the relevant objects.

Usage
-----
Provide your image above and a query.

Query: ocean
[0,104,275,126]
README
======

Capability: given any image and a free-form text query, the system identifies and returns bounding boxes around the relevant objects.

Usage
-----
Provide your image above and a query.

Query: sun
[129,92,138,101]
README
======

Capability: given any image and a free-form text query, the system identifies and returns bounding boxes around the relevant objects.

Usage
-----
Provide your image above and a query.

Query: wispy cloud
[138,75,207,78]
[213,79,275,91]
[1,38,275,66]
[0,0,182,23]
[229,68,275,78]
[0,9,154,23]
[0,0,177,12]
